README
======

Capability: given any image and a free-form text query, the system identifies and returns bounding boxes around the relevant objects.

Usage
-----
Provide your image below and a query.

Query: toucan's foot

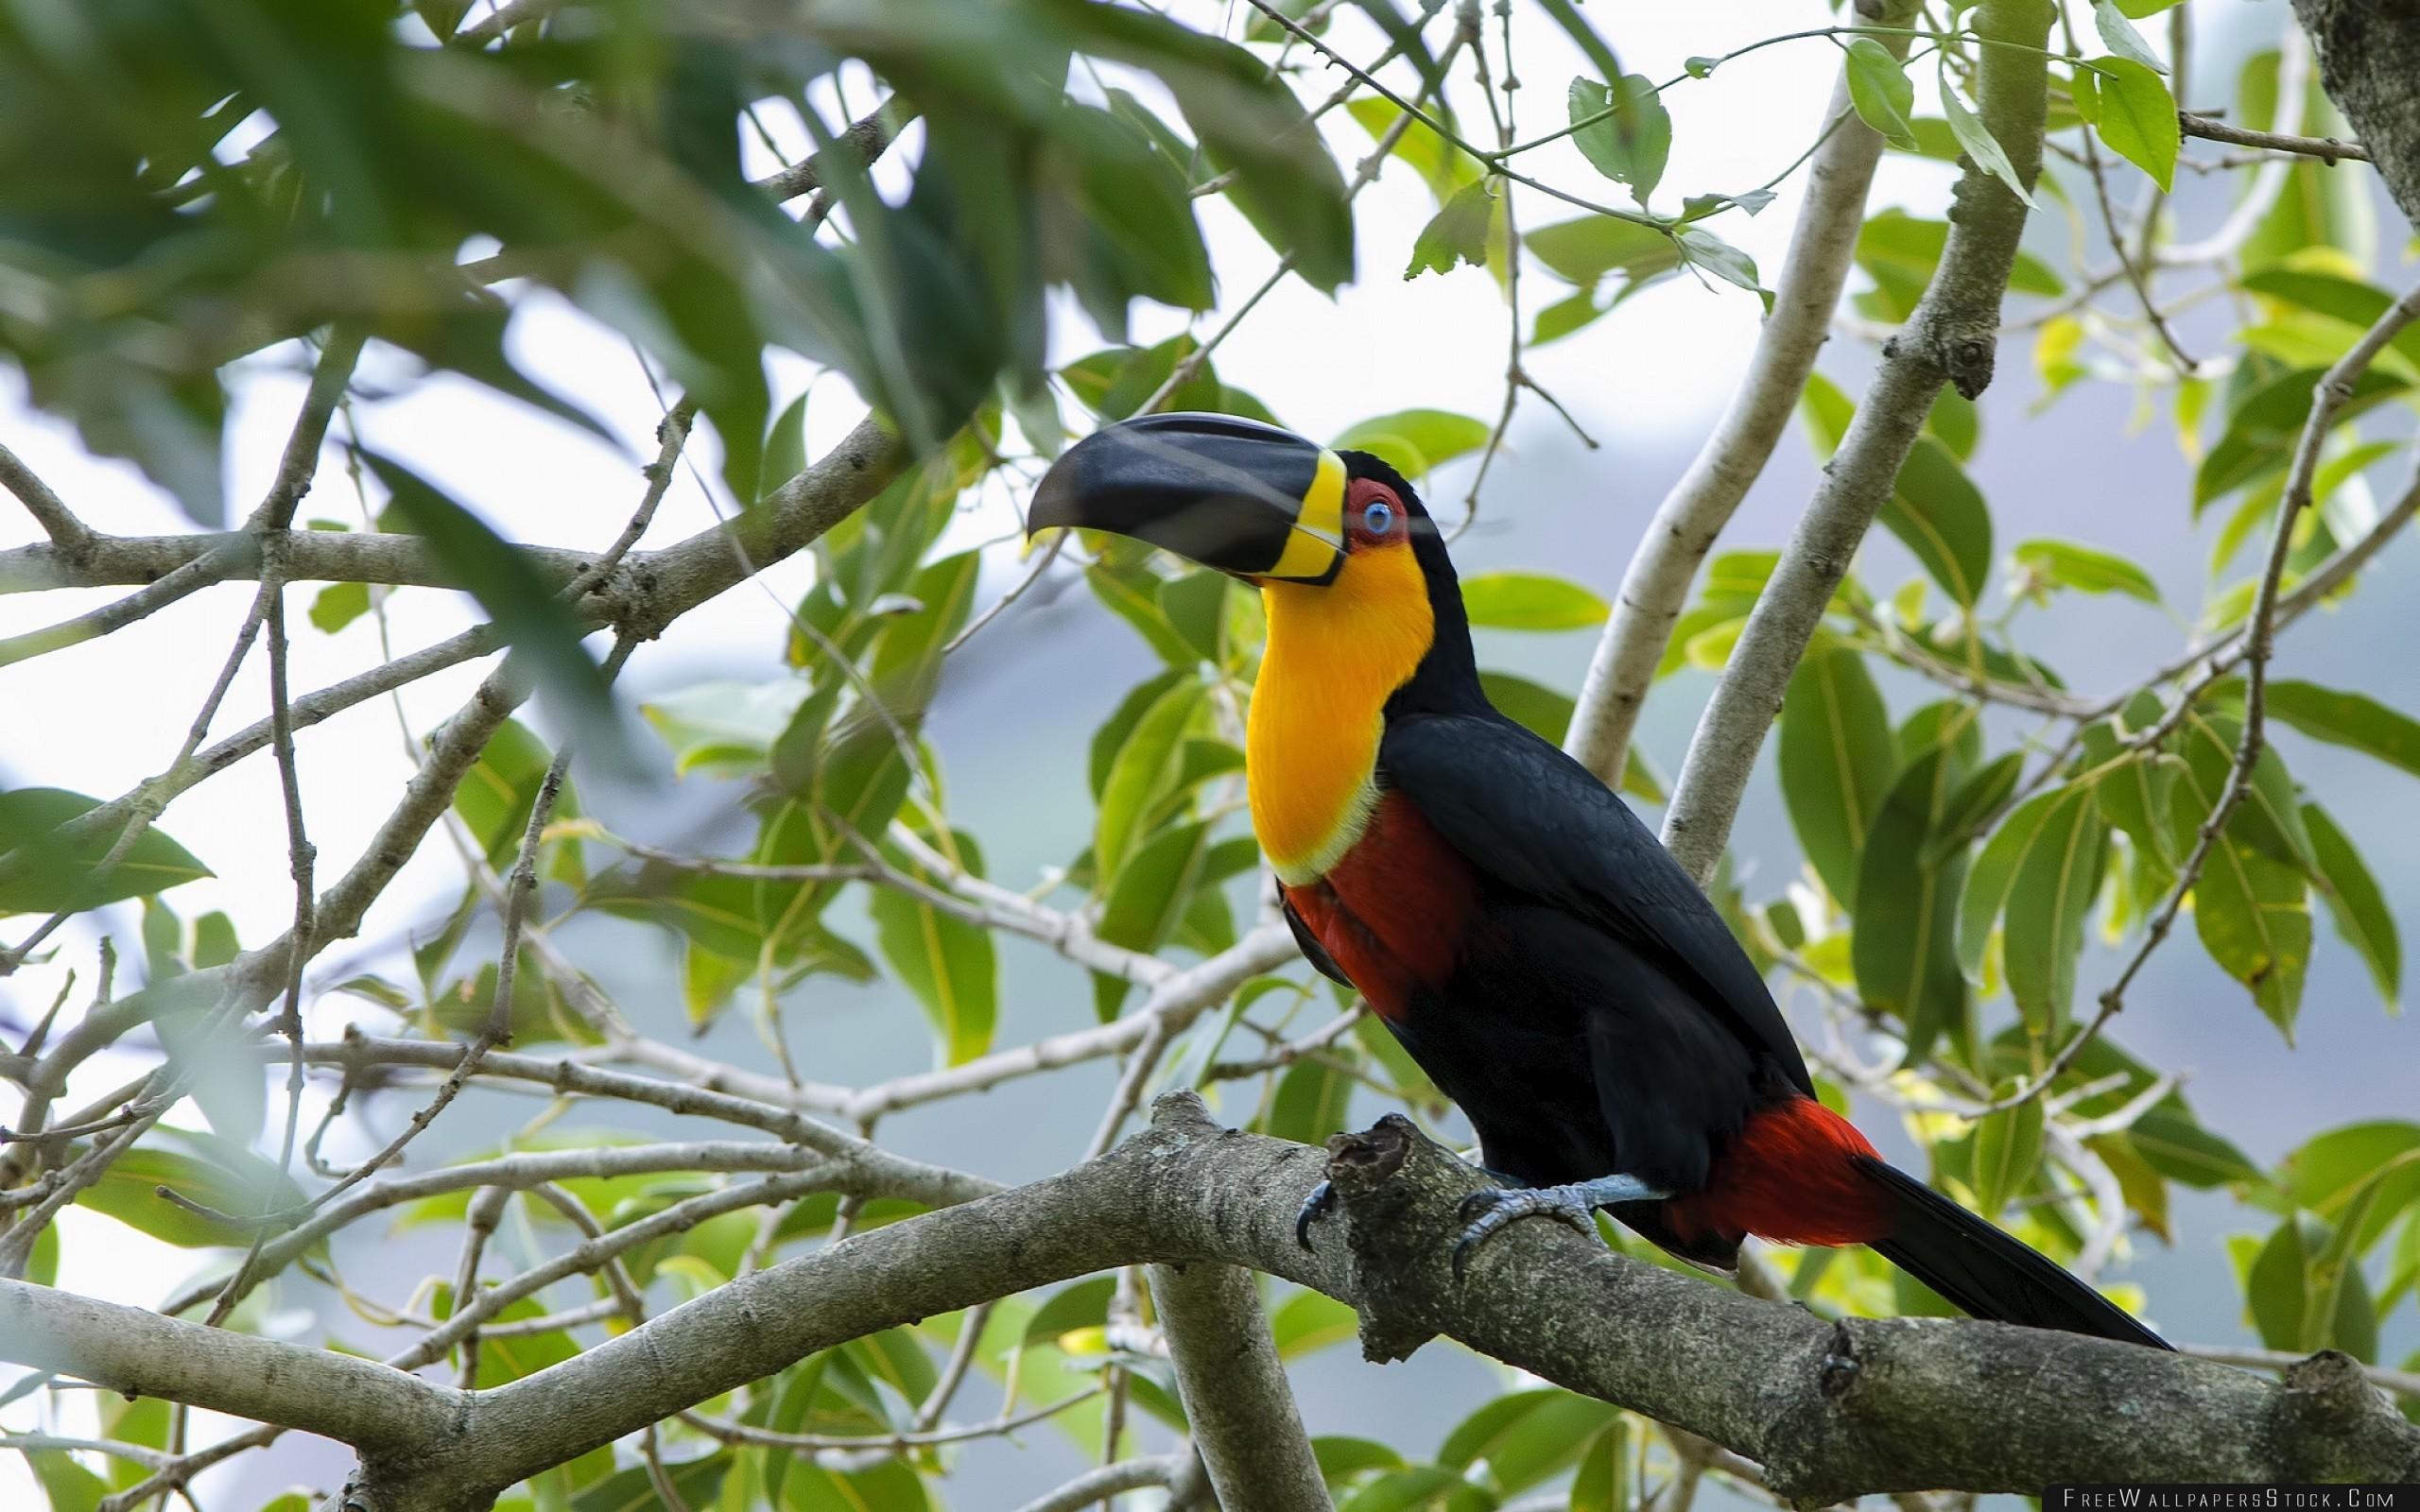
[1451,1174,1666,1278]
[1295,1180,1337,1249]
[1301,1154,1511,1250]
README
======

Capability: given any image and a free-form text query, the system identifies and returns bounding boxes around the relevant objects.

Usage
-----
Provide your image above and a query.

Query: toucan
[1029,411,2169,1349]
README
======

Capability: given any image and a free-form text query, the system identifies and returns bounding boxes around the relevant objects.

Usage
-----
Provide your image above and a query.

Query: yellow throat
[1246,542,1436,885]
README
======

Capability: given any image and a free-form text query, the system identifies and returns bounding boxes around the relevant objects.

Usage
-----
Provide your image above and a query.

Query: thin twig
[2177,112,2367,163]
[1984,279,2420,1112]
[0,444,94,558]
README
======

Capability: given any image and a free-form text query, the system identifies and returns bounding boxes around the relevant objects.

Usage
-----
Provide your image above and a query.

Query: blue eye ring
[1361,500,1394,535]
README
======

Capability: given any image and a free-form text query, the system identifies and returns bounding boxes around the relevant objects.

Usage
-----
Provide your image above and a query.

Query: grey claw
[1450,1184,1607,1279]
[1295,1179,1337,1250]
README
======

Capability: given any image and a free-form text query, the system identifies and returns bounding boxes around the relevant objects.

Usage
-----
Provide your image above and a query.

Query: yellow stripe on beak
[1265,449,1346,581]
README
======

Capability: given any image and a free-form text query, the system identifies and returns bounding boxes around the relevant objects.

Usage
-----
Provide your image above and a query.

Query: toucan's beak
[1028,412,1346,584]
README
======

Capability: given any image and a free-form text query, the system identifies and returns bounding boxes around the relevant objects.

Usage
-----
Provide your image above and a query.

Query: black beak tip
[1019,411,1329,576]
[1026,455,1082,538]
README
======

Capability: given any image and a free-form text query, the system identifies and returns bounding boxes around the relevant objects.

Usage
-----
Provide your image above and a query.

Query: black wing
[1377,711,1812,1098]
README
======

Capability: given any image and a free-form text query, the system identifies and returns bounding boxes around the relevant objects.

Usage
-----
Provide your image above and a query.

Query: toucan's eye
[1362,500,1394,535]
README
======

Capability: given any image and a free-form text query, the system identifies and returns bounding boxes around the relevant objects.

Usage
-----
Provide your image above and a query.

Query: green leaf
[367,453,622,758]
[27,1449,105,1512]
[571,1453,732,1512]
[428,1285,579,1386]
[870,833,998,1067]
[1023,1276,1116,1347]
[2195,366,2406,509]
[1853,747,1973,1065]
[1842,39,1917,149]
[2013,540,2161,603]
[0,788,211,917]
[1960,785,2075,980]
[2192,834,2312,1039]
[642,679,804,778]
[1087,558,1199,665]
[1938,68,2037,208]
[2092,0,2165,71]
[1331,409,1493,479]
[2238,270,2420,371]
[1091,671,1192,799]
[452,717,573,871]
[1265,1052,1357,1147]
[2304,802,2399,1009]
[1271,1289,1359,1359]
[1345,97,1484,207]
[1854,212,2064,327]
[309,580,370,634]
[1884,438,1994,608]
[2091,58,2180,191]
[1340,1466,1486,1512]
[156,981,266,1147]
[1779,644,1898,903]
[1675,227,1765,299]
[2267,681,2420,779]
[1569,1419,1630,1512]
[2081,708,2183,871]
[1533,0,1626,102]
[1156,570,1228,667]
[2282,1122,2420,1222]
[1524,215,1682,287]
[2175,709,2313,870]
[1441,1388,1619,1492]
[78,1127,311,1248]
[2133,1104,2262,1188]
[1406,180,1495,278]
[1316,1435,1409,1487]
[1568,75,1669,205]
[2248,1215,2377,1360]
[2002,782,2106,1035]
[1531,287,1609,346]
[1092,819,1218,1019]
[1972,1095,2046,1215]
[1095,679,1202,885]
[1461,572,1611,630]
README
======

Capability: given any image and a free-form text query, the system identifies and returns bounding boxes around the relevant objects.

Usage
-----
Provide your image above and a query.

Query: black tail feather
[1857,1157,2170,1350]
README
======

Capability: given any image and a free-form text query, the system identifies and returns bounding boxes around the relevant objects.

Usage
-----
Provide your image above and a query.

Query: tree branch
[0,1279,461,1456]
[2178,111,2367,164]
[7,1093,2411,1508]
[1148,1262,1331,1512]
[0,414,903,636]
[1564,0,1918,787]
[2290,0,2420,224]
[1010,1456,1195,1512]
[1659,0,2056,883]
[0,444,93,559]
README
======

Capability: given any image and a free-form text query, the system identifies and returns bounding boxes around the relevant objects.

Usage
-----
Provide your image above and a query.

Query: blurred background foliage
[3,0,2419,1508]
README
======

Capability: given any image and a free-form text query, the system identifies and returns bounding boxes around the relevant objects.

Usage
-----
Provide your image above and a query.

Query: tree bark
[1149,1261,1332,1512]
[2293,0,2420,228]
[1564,0,1919,789]
[10,1093,2415,1509]
[1659,0,2058,882]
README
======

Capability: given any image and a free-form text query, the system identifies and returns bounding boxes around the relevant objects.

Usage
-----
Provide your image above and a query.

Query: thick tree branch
[1147,1262,1331,1512]
[0,1279,460,1455]
[1660,0,2056,883]
[12,1095,2410,1510]
[2291,0,2420,225]
[1564,0,1917,787]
